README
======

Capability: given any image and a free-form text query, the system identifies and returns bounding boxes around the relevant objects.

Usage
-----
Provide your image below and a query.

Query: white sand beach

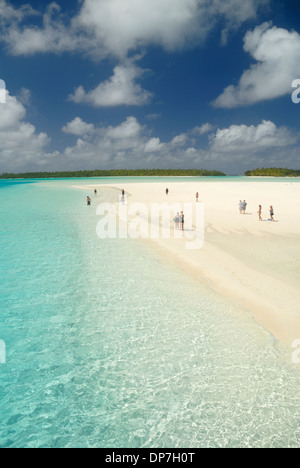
[80,180,300,347]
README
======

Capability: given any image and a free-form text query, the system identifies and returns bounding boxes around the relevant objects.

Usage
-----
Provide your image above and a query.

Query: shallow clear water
[0,179,299,448]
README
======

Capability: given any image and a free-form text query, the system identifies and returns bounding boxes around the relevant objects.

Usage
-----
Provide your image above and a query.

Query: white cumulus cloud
[210,120,297,152]
[105,116,143,140]
[69,63,152,107]
[1,0,268,58]
[59,116,208,170]
[62,117,95,136]
[144,137,165,153]
[192,123,215,135]
[213,23,300,108]
[0,90,52,172]
[0,0,37,25]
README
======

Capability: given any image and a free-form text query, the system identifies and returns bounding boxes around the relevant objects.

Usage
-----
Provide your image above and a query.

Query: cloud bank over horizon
[1,85,298,174]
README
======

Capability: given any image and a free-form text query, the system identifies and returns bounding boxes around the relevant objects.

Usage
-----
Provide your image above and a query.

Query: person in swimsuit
[121,189,125,205]
[239,200,243,214]
[180,211,184,231]
[87,196,91,206]
[269,206,274,221]
[258,205,262,221]
[196,192,199,202]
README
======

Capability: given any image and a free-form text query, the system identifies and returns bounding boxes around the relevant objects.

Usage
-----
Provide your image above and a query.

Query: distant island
[245,168,300,177]
[0,169,226,179]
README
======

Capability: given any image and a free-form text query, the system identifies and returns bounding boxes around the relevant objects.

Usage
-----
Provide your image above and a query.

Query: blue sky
[0,0,300,174]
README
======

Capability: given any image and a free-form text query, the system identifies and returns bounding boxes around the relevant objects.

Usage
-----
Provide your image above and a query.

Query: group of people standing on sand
[239,200,247,214]
[239,200,275,221]
[258,205,275,222]
[173,212,185,231]
[166,188,200,231]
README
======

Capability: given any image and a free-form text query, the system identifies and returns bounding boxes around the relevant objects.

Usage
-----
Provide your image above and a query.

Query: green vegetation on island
[0,169,226,179]
[245,168,300,177]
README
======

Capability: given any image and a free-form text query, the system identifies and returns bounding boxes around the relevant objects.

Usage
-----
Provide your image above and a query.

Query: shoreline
[143,231,300,348]
[78,180,300,348]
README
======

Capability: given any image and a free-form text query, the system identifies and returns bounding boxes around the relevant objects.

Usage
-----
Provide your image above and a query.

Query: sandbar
[80,180,300,348]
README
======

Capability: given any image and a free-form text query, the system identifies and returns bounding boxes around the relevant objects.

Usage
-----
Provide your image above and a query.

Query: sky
[0,0,300,175]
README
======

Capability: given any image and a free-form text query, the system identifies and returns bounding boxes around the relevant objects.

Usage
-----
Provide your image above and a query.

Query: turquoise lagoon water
[0,178,299,448]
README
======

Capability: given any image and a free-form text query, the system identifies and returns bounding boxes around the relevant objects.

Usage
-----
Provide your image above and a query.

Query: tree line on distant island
[0,169,226,179]
[1,167,300,179]
[245,168,300,177]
